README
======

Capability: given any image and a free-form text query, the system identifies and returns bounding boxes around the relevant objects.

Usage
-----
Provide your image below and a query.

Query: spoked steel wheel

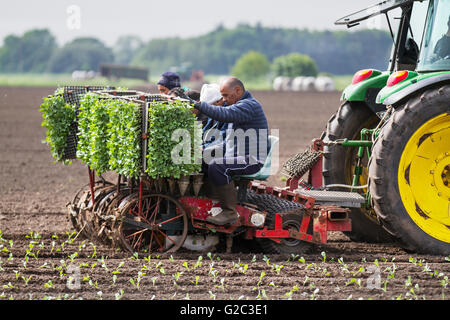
[114,194,188,253]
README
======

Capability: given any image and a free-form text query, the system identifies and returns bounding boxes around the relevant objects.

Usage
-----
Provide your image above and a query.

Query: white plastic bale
[315,76,336,92]
[272,76,285,91]
[71,70,85,80]
[273,76,293,91]
[302,77,316,91]
[71,70,97,80]
[280,77,292,91]
[291,77,305,91]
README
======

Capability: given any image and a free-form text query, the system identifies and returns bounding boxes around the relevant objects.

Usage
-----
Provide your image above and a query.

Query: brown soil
[0,86,448,302]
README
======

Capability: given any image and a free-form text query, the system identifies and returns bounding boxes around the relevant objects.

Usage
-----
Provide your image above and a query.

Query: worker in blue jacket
[191,77,270,225]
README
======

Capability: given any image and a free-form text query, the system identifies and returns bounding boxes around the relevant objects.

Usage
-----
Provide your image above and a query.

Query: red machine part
[255,207,351,244]
[313,207,351,243]
[178,197,264,235]
[255,213,313,244]
[178,180,351,245]
[286,138,324,191]
[246,143,352,245]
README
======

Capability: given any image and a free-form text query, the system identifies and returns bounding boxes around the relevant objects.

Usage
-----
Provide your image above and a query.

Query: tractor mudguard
[341,71,390,114]
[377,72,450,106]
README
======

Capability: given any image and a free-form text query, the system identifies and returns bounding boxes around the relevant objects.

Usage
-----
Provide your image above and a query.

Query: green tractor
[323,0,450,254]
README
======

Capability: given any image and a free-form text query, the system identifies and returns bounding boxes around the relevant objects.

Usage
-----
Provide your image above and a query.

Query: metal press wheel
[68,181,105,234]
[114,193,188,253]
[92,185,127,244]
[68,182,106,238]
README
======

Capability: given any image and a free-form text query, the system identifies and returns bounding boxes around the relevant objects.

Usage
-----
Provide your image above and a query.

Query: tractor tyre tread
[368,84,450,255]
[322,101,394,243]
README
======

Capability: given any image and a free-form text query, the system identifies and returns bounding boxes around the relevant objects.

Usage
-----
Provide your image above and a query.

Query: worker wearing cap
[157,72,181,94]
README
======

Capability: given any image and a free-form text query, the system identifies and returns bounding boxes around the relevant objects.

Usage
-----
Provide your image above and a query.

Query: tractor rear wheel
[323,101,394,243]
[368,85,450,255]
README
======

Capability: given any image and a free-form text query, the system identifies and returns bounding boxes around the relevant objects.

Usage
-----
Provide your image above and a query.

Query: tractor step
[294,189,366,208]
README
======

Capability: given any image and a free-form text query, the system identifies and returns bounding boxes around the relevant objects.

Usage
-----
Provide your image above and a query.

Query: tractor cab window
[397,0,428,70]
[417,0,450,71]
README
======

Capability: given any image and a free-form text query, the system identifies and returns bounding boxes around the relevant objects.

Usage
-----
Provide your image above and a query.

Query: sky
[1,0,386,46]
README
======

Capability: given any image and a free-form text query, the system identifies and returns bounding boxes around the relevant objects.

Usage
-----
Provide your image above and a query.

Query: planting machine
[65,86,354,254]
[53,0,450,255]
[68,138,358,254]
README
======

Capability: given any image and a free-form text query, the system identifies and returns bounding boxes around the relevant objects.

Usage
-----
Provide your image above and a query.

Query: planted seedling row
[0,230,448,300]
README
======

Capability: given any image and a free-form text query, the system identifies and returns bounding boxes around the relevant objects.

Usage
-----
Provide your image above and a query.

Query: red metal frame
[85,137,351,247]
[177,183,351,245]
[178,197,261,235]
[253,208,351,245]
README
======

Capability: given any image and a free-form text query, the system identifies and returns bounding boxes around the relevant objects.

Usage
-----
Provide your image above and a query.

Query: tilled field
[0,86,449,302]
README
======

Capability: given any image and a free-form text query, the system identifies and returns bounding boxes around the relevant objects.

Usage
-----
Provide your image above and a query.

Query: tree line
[0,24,392,76]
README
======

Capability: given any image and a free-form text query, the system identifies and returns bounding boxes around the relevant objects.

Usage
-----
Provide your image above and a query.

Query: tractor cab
[416,0,450,71]
[336,0,450,73]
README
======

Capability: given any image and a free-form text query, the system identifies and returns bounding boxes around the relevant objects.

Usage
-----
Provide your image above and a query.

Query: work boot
[206,181,238,226]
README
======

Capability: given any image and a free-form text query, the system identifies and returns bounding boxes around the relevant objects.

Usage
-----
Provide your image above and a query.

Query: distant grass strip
[1,73,354,91]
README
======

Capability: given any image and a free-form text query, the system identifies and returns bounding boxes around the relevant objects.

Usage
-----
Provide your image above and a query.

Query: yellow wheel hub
[398,113,450,243]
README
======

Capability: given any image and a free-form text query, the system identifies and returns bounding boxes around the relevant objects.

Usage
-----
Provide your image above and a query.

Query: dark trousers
[204,155,262,186]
